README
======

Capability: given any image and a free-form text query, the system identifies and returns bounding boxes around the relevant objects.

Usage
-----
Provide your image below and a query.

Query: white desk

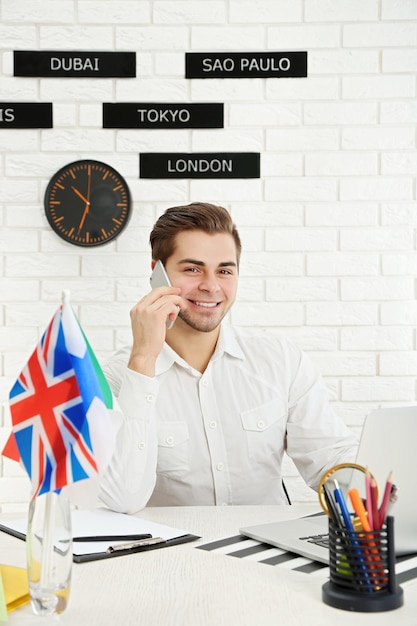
[1,504,415,626]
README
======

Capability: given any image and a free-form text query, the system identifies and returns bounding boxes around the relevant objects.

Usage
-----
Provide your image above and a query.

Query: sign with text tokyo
[0,103,52,128]
[140,153,260,179]
[14,51,136,77]
[186,52,307,78]
[103,103,224,129]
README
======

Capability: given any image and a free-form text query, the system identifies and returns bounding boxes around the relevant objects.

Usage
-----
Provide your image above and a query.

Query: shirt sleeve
[284,343,359,491]
[98,359,159,514]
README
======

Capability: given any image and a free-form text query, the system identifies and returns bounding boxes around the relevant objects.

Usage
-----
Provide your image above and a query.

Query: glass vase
[26,491,72,615]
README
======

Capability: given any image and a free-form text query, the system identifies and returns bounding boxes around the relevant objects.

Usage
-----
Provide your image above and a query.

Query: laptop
[240,406,417,564]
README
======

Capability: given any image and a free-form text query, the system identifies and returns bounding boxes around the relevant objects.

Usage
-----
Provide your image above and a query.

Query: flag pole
[39,491,56,593]
[62,289,70,306]
[38,291,69,607]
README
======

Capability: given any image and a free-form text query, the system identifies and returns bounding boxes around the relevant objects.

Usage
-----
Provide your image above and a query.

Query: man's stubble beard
[178,304,232,334]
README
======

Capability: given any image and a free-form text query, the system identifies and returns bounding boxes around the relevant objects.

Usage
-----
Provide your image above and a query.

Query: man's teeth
[194,301,217,308]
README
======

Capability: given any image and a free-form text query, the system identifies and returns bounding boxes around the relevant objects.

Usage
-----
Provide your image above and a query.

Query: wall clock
[44,159,131,247]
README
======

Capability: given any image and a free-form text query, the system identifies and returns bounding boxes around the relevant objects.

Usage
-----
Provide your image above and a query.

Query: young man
[99,202,358,513]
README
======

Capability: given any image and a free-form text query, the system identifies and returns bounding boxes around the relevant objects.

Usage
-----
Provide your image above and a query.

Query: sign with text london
[185,52,307,78]
[14,51,136,77]
[140,153,260,179]
[103,103,223,128]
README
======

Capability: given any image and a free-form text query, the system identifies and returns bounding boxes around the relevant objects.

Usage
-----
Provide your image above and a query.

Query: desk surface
[1,504,415,626]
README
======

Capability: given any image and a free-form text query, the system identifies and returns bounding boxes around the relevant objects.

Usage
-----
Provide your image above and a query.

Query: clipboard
[0,508,200,563]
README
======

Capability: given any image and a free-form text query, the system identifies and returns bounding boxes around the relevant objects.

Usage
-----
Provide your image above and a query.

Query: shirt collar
[155,324,245,375]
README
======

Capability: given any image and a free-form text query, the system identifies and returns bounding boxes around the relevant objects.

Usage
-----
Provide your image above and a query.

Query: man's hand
[127,286,183,376]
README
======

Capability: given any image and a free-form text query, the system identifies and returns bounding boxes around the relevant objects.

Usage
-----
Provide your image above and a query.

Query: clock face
[44,160,131,247]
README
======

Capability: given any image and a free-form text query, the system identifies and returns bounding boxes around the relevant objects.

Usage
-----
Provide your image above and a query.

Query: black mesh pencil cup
[322,516,404,612]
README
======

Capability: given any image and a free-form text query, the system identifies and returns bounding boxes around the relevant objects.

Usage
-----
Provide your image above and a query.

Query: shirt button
[209,421,217,429]
[216,462,224,471]
[166,436,174,445]
[146,394,155,403]
[202,379,208,387]
[137,442,145,450]
[257,420,265,430]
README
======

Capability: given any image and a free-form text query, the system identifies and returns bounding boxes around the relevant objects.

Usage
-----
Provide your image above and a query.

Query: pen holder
[322,516,403,612]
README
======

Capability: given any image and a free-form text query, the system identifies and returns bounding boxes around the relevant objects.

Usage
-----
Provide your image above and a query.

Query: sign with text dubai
[14,51,136,77]
[185,52,307,78]
[140,153,260,179]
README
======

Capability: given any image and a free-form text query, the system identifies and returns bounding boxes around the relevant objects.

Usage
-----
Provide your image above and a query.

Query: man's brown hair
[150,202,242,266]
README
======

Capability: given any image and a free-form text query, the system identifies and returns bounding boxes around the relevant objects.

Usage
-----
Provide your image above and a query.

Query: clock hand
[86,164,92,203]
[78,203,90,233]
[71,186,90,205]
[76,167,92,234]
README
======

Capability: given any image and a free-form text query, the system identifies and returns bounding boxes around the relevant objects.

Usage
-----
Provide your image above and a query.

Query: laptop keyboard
[299,533,329,549]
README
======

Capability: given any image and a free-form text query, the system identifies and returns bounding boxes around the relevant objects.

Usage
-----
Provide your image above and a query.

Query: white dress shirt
[99,325,358,513]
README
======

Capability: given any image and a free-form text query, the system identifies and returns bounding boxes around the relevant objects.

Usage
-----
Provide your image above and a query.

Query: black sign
[140,152,260,179]
[103,103,223,128]
[186,52,307,78]
[0,103,52,128]
[14,51,136,77]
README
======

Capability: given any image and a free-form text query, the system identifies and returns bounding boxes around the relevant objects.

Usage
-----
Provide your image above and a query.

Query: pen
[378,471,393,528]
[73,534,152,542]
[365,468,374,530]
[370,477,380,531]
[107,536,166,552]
[385,484,398,517]
[348,488,371,532]
[333,479,354,531]
[322,482,341,527]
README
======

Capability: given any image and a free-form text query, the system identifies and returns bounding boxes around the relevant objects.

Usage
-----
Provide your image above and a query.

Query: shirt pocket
[240,399,287,464]
[156,421,190,477]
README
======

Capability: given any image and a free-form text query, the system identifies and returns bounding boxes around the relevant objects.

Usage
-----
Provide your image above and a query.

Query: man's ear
[151,259,157,270]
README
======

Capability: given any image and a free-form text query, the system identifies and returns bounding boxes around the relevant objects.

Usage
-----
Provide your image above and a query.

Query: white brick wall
[0,0,416,511]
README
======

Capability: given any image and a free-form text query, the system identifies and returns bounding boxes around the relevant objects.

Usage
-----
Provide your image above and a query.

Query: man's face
[164,230,239,333]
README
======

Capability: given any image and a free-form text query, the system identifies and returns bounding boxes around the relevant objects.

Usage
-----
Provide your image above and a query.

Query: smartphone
[150,259,172,289]
[150,260,179,329]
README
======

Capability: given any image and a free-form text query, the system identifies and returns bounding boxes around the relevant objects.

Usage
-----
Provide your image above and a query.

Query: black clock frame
[44,159,131,247]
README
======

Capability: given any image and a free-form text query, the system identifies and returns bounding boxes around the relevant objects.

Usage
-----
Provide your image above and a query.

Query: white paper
[1,507,190,556]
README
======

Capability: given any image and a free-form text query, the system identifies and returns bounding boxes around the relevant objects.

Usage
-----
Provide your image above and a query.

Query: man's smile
[191,300,220,308]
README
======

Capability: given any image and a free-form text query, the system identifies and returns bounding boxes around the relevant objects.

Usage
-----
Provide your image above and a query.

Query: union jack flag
[2,295,115,499]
